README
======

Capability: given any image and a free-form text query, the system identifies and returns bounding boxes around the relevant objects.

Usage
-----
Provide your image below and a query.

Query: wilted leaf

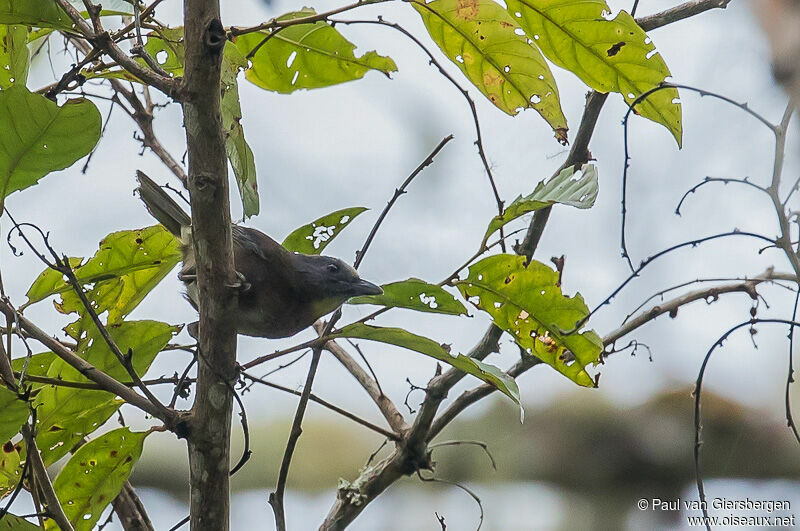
[456,254,602,386]
[483,163,597,245]
[412,0,567,137]
[33,320,175,465]
[335,323,521,410]
[222,43,259,217]
[283,207,367,254]
[506,0,681,146]
[235,9,397,93]
[49,428,149,531]
[0,1,74,30]
[24,226,181,338]
[0,85,100,206]
[0,387,27,449]
[349,278,468,315]
[0,24,28,88]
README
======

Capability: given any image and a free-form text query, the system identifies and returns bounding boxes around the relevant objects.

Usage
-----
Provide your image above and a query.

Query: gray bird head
[290,254,383,318]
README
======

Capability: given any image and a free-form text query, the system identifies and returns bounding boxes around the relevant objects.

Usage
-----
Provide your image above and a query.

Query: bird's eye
[326,263,339,274]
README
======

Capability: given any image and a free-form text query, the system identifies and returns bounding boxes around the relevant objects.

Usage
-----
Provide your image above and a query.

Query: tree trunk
[181,1,238,529]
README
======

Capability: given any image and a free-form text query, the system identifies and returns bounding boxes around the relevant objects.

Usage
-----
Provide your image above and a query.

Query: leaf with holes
[235,9,397,93]
[506,0,681,146]
[222,42,259,218]
[482,163,597,246]
[33,320,175,465]
[12,352,57,384]
[0,24,28,88]
[283,207,367,254]
[0,0,74,30]
[24,226,181,339]
[349,278,468,315]
[0,386,28,445]
[456,254,602,387]
[0,513,40,530]
[335,323,521,412]
[0,85,100,206]
[412,0,567,139]
[0,441,22,500]
[49,428,149,531]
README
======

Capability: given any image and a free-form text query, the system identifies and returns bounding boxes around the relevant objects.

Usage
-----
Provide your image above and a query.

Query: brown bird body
[136,171,382,338]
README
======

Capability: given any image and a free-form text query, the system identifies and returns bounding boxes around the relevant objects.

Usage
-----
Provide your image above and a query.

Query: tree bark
[181,1,238,530]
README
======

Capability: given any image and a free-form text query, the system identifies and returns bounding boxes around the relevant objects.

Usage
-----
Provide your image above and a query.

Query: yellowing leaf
[235,9,397,93]
[506,0,682,146]
[0,24,28,88]
[49,428,149,531]
[412,0,567,138]
[456,254,602,386]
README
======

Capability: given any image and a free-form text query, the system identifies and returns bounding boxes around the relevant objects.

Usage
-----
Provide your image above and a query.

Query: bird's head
[291,254,383,318]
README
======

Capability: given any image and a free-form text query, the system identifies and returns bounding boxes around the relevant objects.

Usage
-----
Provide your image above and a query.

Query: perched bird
[136,171,382,338]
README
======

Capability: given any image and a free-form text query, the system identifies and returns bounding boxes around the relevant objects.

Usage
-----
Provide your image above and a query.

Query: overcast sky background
[4,0,799,500]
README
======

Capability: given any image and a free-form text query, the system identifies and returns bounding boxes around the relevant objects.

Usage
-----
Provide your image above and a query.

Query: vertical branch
[181,1,238,530]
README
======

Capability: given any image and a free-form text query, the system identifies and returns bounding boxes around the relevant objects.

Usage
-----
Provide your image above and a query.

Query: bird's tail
[136,171,191,237]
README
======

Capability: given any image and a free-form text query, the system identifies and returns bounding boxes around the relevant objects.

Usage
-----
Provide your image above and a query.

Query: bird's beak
[351,278,383,296]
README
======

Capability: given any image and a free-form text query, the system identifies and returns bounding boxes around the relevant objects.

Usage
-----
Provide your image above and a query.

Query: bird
[135,171,383,338]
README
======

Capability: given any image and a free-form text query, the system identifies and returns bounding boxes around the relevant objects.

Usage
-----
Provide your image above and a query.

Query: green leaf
[235,9,397,94]
[0,386,28,445]
[456,254,602,387]
[412,0,567,139]
[49,428,148,531]
[0,24,28,88]
[24,226,181,338]
[222,42,259,217]
[67,0,133,16]
[12,352,57,380]
[142,27,184,78]
[506,0,681,146]
[282,207,367,254]
[0,442,22,500]
[0,513,41,530]
[335,323,521,410]
[0,1,74,30]
[0,85,100,206]
[33,320,175,465]
[482,163,597,245]
[349,278,468,316]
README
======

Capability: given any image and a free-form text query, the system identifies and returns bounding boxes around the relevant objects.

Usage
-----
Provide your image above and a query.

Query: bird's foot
[226,271,251,292]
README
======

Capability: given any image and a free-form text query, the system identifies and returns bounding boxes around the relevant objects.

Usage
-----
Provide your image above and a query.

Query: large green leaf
[349,278,468,315]
[24,225,181,338]
[506,0,681,146]
[33,320,175,465]
[0,85,100,205]
[456,254,602,387]
[49,428,149,531]
[0,441,22,500]
[482,163,597,246]
[282,207,367,254]
[0,1,74,30]
[335,323,521,410]
[0,513,40,530]
[235,9,397,93]
[222,43,259,218]
[0,386,28,445]
[412,0,567,139]
[12,352,56,380]
[0,24,28,88]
